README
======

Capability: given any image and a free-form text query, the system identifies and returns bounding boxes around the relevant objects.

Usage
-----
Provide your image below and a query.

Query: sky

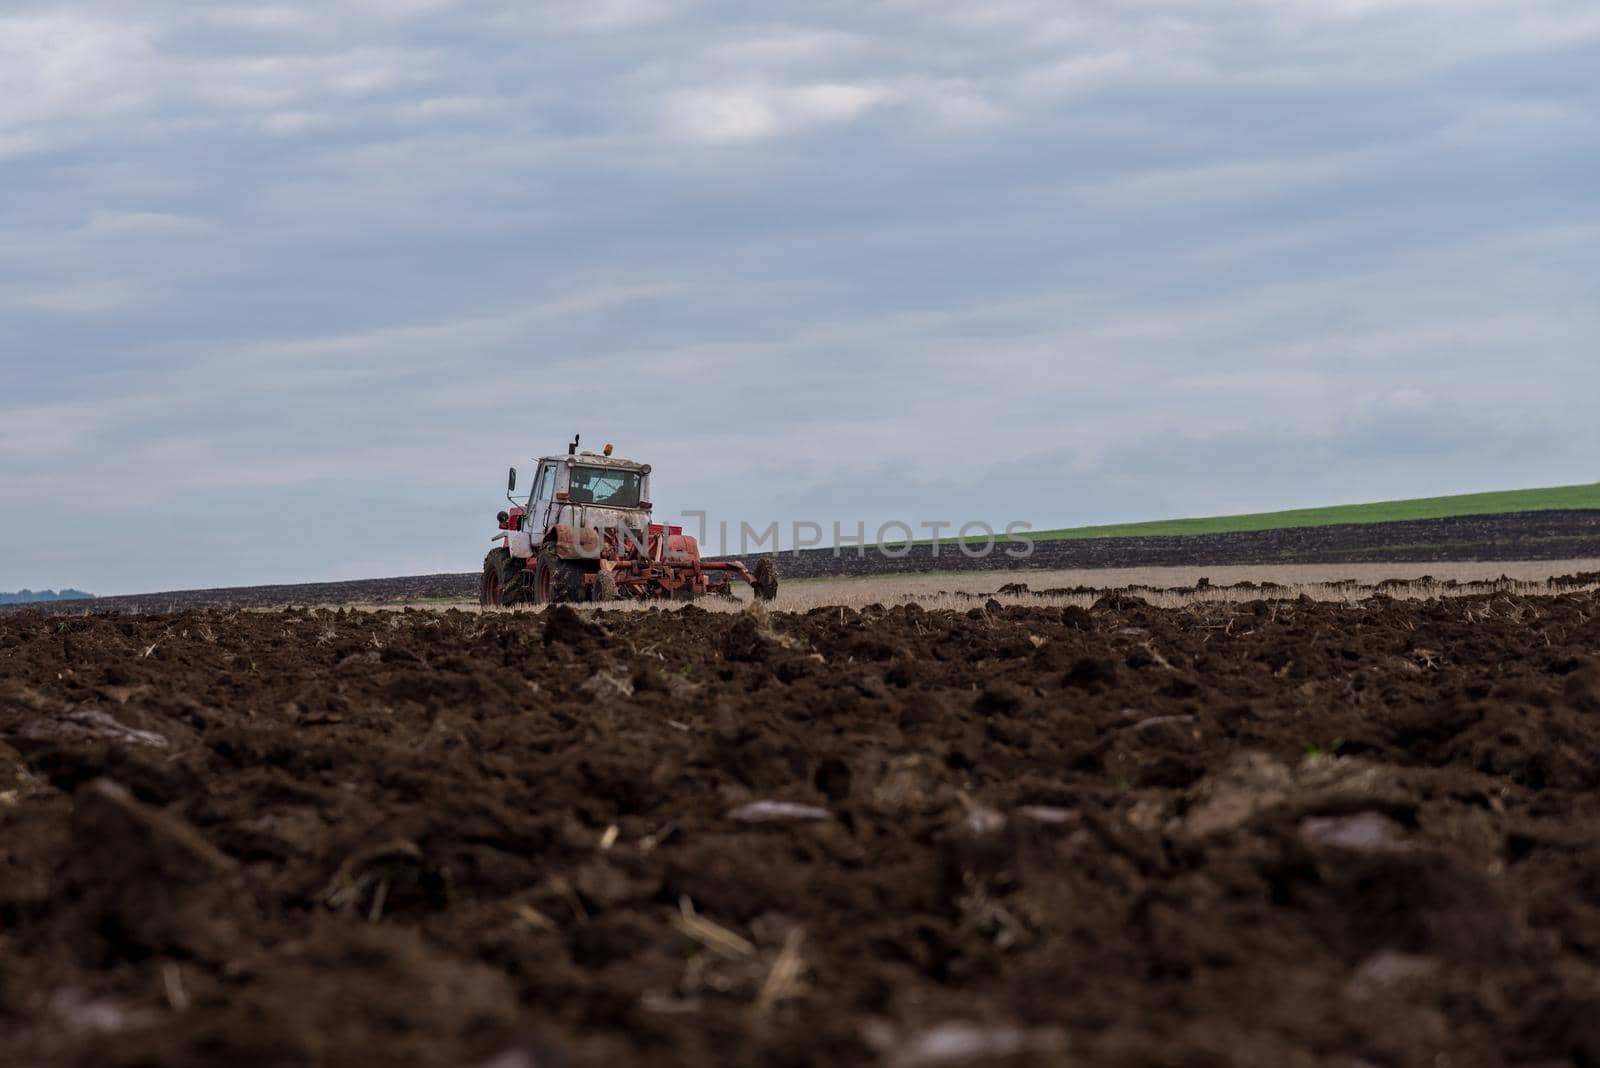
[1,0,1597,594]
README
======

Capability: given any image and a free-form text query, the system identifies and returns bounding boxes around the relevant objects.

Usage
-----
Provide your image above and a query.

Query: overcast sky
[2,0,1597,594]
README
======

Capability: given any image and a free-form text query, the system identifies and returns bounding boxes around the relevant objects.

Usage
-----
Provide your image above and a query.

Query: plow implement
[602,524,778,600]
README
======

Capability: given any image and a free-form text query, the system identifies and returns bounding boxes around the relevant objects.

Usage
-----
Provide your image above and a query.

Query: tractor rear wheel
[753,557,779,601]
[480,547,518,607]
[536,546,586,604]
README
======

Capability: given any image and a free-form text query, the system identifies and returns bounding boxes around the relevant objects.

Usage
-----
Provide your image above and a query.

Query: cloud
[397,95,502,121]
[261,110,336,136]
[1087,153,1363,208]
[487,0,696,34]
[0,12,151,130]
[2,279,154,315]
[199,6,315,32]
[709,27,867,65]
[663,81,892,143]
[80,210,210,236]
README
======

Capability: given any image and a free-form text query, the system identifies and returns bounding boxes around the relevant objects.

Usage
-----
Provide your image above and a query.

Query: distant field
[1014,482,1600,543]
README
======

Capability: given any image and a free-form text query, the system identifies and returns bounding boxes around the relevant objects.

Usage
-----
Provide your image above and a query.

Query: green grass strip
[1017,483,1600,543]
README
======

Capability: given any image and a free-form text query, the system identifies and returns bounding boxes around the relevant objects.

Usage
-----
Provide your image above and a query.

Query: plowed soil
[4,592,1600,1067]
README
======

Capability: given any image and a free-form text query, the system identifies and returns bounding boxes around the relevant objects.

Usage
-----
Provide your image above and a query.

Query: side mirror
[508,467,517,493]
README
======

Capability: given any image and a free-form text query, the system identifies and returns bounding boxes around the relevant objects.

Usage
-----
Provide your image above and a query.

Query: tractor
[481,436,778,606]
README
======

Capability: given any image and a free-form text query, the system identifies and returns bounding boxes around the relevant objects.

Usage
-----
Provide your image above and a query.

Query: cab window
[531,463,554,502]
[567,465,642,507]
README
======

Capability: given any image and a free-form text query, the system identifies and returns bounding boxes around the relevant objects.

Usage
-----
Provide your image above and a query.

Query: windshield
[567,465,643,508]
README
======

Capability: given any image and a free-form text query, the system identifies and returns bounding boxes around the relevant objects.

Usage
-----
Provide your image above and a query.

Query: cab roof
[536,452,646,470]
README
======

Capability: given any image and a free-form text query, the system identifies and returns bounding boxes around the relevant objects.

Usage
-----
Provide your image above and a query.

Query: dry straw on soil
[356,558,1600,615]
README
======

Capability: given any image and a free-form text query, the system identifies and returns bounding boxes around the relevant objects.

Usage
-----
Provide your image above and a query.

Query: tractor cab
[513,442,653,542]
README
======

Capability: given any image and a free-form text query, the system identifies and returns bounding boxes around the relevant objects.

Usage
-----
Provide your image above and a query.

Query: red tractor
[481,436,778,606]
